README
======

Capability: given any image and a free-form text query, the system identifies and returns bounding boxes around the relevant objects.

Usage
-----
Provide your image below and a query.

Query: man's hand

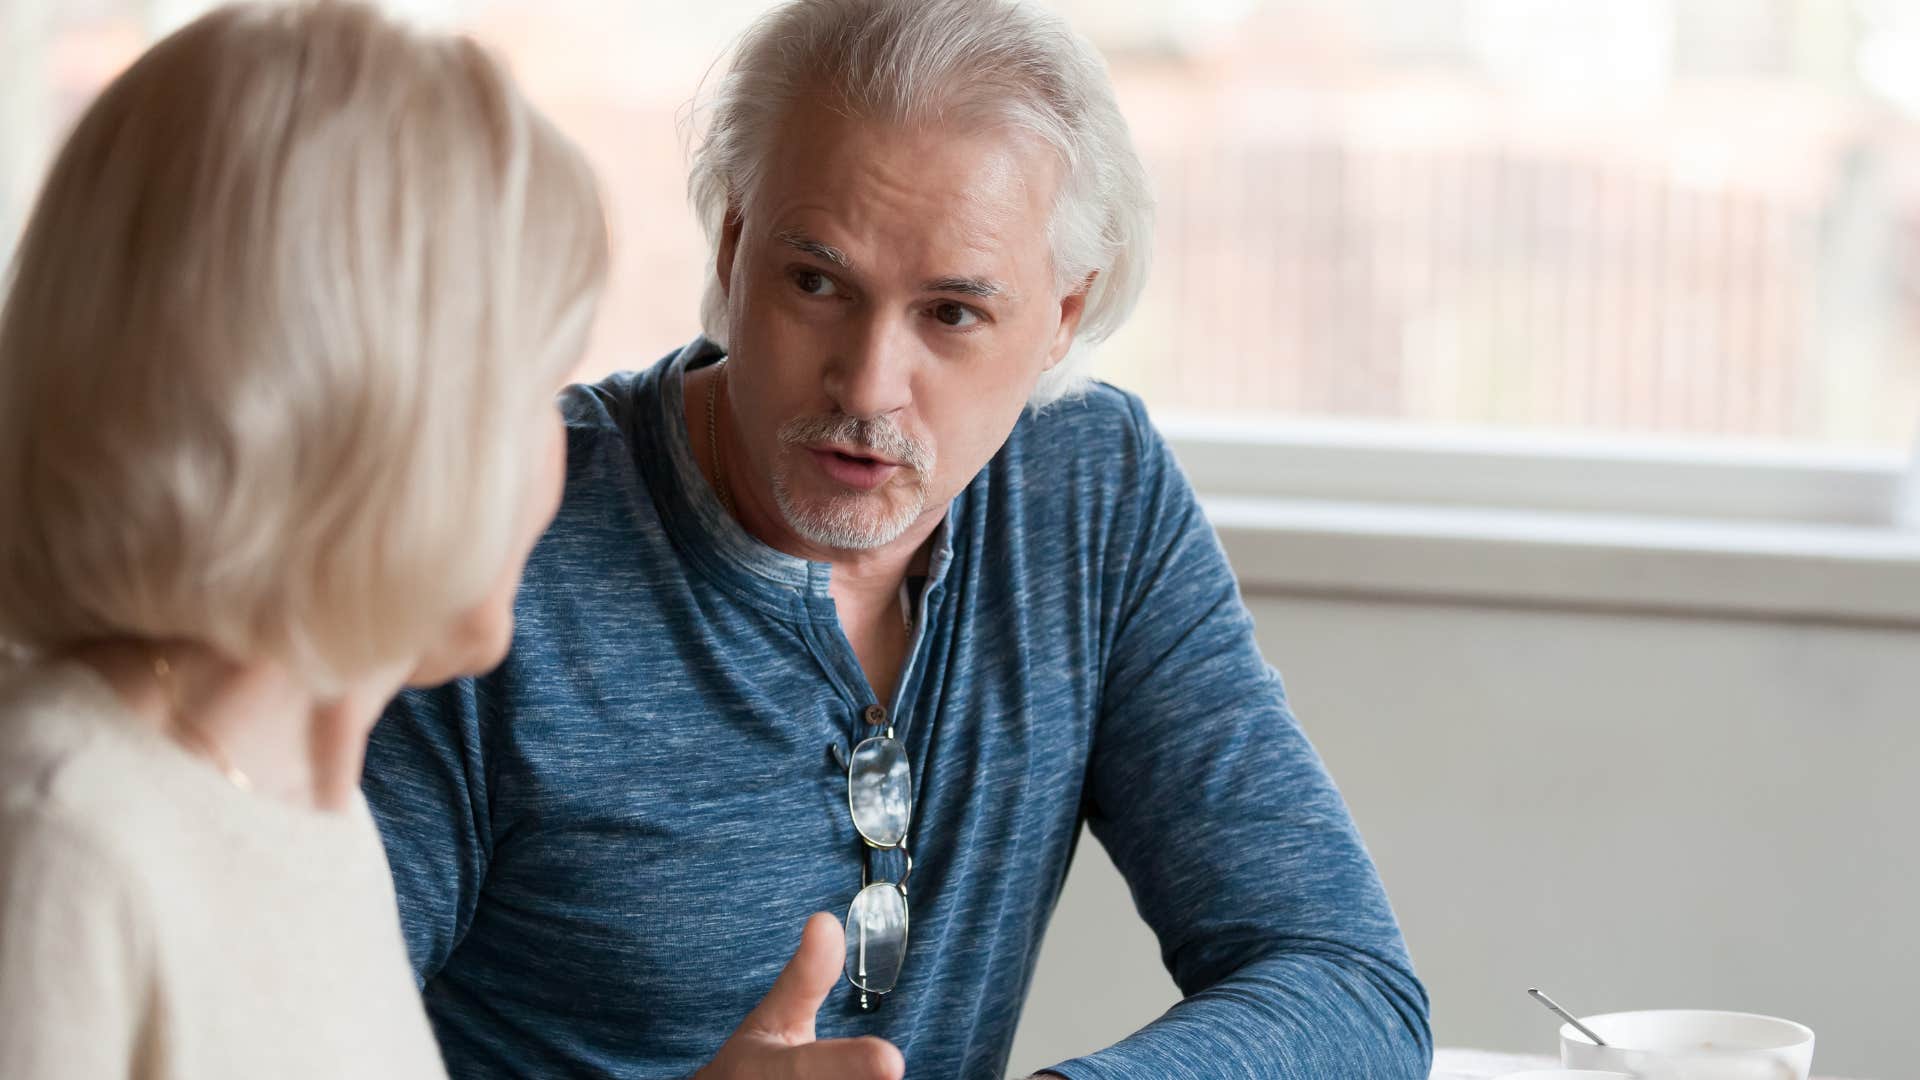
[694,912,905,1080]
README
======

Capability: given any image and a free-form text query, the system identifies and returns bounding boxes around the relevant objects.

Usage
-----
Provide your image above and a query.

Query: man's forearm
[1032,947,1431,1080]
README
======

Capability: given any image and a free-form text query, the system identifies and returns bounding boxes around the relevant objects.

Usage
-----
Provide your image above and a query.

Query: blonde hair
[687,0,1153,407]
[0,1,608,692]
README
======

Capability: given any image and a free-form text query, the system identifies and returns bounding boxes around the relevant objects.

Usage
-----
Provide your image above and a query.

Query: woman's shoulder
[0,668,155,1077]
[0,661,164,860]
[0,660,114,778]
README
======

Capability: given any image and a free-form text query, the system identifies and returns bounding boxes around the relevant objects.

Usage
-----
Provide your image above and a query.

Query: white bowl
[1560,1009,1815,1080]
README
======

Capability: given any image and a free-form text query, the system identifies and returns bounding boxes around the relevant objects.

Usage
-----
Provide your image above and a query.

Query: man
[364,0,1433,1077]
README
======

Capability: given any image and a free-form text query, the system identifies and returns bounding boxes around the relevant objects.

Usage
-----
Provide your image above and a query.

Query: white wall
[1009,590,1916,1079]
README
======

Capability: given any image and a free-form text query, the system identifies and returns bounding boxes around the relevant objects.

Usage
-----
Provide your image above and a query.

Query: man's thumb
[744,912,845,1039]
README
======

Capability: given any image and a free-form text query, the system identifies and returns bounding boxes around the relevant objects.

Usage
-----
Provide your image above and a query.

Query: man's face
[716,101,1088,552]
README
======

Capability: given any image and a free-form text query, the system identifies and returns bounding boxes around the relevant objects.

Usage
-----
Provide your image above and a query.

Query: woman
[0,3,607,1076]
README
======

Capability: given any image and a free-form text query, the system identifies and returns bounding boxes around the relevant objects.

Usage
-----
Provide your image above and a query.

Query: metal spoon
[1528,987,1608,1047]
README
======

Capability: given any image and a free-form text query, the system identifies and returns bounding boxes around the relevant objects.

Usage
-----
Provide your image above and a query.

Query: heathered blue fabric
[362,338,1432,1080]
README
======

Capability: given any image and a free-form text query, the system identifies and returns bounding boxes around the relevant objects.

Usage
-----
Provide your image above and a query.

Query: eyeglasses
[843,708,912,1011]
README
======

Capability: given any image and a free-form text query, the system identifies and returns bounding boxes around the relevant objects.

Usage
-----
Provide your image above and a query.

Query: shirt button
[864,704,888,726]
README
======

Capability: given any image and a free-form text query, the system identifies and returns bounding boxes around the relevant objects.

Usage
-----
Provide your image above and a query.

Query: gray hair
[686,0,1154,407]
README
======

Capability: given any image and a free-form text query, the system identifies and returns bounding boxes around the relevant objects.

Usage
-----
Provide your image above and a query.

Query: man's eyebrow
[923,276,1008,300]
[777,228,1011,299]
[775,228,851,269]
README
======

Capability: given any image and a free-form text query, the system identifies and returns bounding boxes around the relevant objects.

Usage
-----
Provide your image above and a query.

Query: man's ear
[1044,271,1098,371]
[716,201,746,298]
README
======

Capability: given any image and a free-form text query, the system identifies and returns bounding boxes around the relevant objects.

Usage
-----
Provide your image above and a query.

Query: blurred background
[4,2,1916,1077]
[7,0,1920,450]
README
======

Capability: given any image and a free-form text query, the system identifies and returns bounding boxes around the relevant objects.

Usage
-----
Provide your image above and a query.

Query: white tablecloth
[1430,1048,1859,1080]
[1431,1048,1561,1078]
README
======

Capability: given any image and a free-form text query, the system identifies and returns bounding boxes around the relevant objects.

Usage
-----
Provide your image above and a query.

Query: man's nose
[823,312,914,421]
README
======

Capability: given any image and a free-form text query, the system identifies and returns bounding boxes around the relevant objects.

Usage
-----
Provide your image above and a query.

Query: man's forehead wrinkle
[761,130,1045,301]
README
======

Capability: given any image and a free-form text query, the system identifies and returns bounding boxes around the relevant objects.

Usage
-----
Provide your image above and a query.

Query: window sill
[1203,495,1920,627]
[1163,415,1920,625]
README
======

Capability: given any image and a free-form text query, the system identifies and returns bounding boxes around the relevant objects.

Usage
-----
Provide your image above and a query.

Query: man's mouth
[816,443,901,468]
[806,444,904,491]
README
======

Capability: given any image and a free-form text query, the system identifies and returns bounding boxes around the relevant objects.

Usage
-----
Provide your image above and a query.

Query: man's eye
[791,269,838,297]
[931,302,980,328]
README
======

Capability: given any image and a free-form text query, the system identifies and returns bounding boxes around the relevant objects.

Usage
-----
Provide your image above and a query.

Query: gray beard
[769,411,934,551]
[770,468,926,551]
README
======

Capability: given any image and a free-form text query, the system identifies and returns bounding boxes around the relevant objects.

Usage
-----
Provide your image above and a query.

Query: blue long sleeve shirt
[362,339,1432,1079]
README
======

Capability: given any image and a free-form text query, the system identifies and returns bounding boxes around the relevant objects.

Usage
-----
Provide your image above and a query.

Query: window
[5,0,1918,456]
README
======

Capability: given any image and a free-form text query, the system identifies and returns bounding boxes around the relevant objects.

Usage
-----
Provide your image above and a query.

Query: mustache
[777,413,932,473]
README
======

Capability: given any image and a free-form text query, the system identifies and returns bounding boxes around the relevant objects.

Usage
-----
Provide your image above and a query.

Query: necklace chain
[706,360,734,517]
[152,653,253,792]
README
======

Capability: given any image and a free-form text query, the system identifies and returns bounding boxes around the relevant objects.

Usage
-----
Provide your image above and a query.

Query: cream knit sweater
[0,662,448,1079]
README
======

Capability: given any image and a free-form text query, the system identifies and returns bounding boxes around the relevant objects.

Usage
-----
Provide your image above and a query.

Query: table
[1431,1048,1563,1078]
[1431,1048,1860,1080]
